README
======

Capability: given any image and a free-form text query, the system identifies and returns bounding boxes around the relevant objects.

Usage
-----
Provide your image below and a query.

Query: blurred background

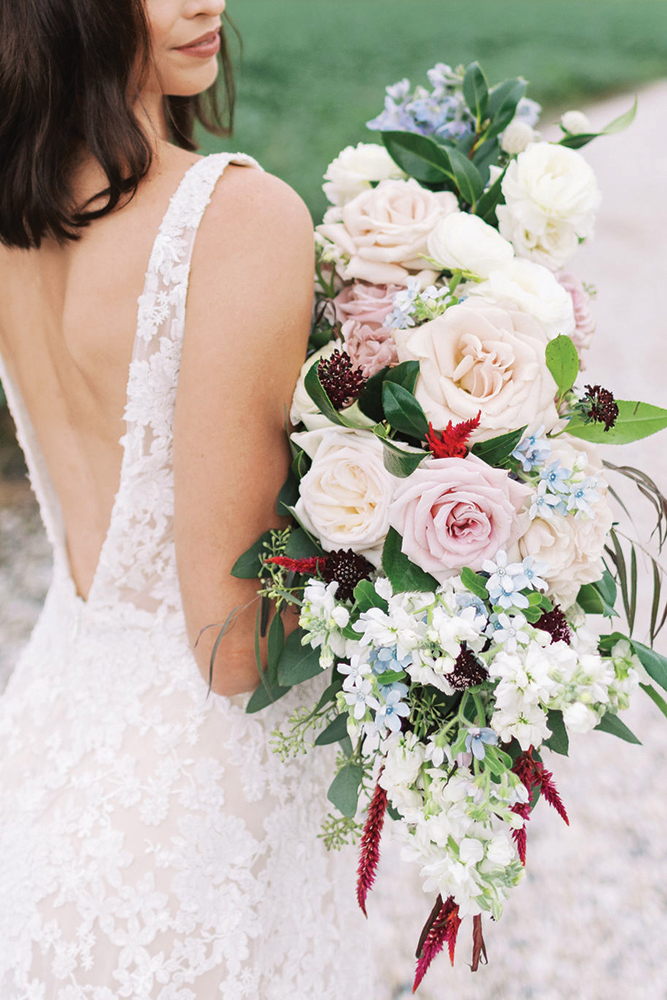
[2,3,667,997]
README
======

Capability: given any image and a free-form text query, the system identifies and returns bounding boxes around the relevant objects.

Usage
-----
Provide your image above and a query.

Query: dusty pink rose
[556,271,596,355]
[341,319,398,377]
[389,455,531,583]
[334,281,402,327]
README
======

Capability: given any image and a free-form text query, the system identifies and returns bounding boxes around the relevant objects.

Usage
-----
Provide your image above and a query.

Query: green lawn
[201,0,667,220]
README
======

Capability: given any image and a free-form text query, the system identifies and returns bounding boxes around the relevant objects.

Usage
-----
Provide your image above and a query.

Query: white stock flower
[497,142,601,270]
[563,702,600,734]
[292,427,396,565]
[323,142,407,206]
[469,258,575,340]
[492,702,551,751]
[426,212,515,279]
[485,834,516,867]
[501,119,537,155]
[380,733,426,789]
[561,110,592,135]
[289,343,338,430]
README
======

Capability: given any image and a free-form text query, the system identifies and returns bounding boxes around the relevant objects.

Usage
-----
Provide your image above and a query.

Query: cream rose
[518,496,614,608]
[292,427,396,565]
[389,455,531,583]
[427,212,515,279]
[497,141,601,270]
[290,343,338,431]
[323,143,406,207]
[469,258,575,340]
[317,177,458,286]
[392,299,559,442]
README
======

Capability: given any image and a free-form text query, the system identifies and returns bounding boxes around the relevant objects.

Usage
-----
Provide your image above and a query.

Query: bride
[0,0,375,995]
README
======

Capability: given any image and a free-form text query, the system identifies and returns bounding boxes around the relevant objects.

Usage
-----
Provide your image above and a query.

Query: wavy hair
[0,0,236,249]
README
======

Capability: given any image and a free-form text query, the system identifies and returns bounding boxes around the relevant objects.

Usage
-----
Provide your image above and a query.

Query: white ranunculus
[560,110,592,135]
[518,496,614,608]
[427,212,514,279]
[291,427,396,565]
[563,702,600,734]
[501,119,537,155]
[497,141,601,270]
[323,143,406,207]
[289,343,338,430]
[469,258,575,340]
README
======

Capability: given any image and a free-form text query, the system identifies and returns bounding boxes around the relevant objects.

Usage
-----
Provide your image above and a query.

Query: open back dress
[0,153,374,999]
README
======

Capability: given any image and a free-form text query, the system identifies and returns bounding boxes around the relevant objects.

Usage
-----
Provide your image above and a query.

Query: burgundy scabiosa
[317,349,367,409]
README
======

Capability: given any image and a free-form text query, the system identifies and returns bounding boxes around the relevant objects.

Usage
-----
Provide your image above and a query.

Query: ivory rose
[427,212,514,279]
[389,455,531,583]
[323,142,406,207]
[341,319,398,377]
[392,299,559,442]
[292,427,396,565]
[518,496,614,608]
[317,177,458,286]
[470,258,575,340]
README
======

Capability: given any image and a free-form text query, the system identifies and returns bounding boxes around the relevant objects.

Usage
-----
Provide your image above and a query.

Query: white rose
[563,702,600,734]
[290,343,338,430]
[469,258,575,340]
[393,298,559,441]
[317,177,458,286]
[501,119,537,155]
[427,212,515,279]
[497,142,601,270]
[561,110,592,135]
[518,496,614,608]
[323,143,406,207]
[291,427,396,565]
[485,834,515,867]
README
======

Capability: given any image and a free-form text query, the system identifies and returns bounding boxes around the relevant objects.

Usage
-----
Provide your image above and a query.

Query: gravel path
[1,84,666,1000]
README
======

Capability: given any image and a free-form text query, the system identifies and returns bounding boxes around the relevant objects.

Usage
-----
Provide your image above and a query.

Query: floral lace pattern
[0,154,373,999]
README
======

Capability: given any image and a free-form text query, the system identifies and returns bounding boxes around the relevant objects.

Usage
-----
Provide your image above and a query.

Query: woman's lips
[174,30,221,58]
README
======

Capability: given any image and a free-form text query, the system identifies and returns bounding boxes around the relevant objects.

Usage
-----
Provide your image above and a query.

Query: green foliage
[284,526,322,559]
[544,709,570,756]
[246,676,291,713]
[304,361,374,429]
[353,579,389,613]
[594,711,642,744]
[568,400,667,445]
[461,567,489,601]
[640,681,667,721]
[633,641,667,694]
[471,426,526,467]
[378,436,428,478]
[382,526,439,594]
[463,61,489,125]
[231,530,274,579]
[277,629,323,686]
[314,713,350,746]
[545,335,579,400]
[381,382,430,440]
[327,762,364,817]
[576,570,618,617]
[559,98,637,148]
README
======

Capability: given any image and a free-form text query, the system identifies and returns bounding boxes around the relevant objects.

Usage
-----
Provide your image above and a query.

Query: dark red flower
[318,350,367,409]
[535,604,572,645]
[511,747,569,864]
[580,384,619,431]
[413,895,461,993]
[448,647,488,690]
[425,412,481,459]
[356,779,388,917]
[320,548,374,602]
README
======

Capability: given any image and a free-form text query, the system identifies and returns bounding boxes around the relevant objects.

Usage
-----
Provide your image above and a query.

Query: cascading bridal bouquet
[225,61,667,991]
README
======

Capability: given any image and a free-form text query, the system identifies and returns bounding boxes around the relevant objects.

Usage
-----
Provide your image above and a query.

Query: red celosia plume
[356,779,388,917]
[511,747,569,864]
[413,894,461,993]
[425,412,481,459]
[264,555,327,575]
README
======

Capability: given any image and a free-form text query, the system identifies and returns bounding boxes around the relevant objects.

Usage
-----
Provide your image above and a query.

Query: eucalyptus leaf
[382,526,439,594]
[314,713,350,746]
[246,678,291,714]
[545,335,579,398]
[327,762,364,818]
[284,526,323,559]
[277,629,323,686]
[231,530,273,579]
[567,400,667,445]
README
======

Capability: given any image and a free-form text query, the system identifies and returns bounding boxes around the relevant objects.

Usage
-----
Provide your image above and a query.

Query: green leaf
[284,526,323,559]
[559,99,637,149]
[634,641,667,694]
[640,681,667,720]
[266,611,285,686]
[314,672,344,712]
[545,335,579,399]
[377,669,407,685]
[290,447,310,481]
[246,677,291,713]
[314,713,350,746]
[447,148,484,207]
[353,579,389,613]
[463,61,489,124]
[276,470,299,516]
[382,382,429,440]
[471,137,501,187]
[276,629,323,686]
[544,709,569,756]
[461,567,489,601]
[231,530,273,579]
[471,426,527,467]
[567,400,667,445]
[483,78,527,140]
[594,712,641,745]
[473,164,507,224]
[577,571,618,617]
[327,762,364,817]
[378,435,427,478]
[598,631,633,654]
[382,526,439,594]
[381,130,455,185]
[304,361,375,430]
[358,360,420,422]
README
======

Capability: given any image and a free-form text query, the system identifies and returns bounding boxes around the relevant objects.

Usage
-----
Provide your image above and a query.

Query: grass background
[202,0,667,220]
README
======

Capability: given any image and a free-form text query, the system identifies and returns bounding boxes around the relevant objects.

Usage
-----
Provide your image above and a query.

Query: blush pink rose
[389,455,531,583]
[334,281,403,327]
[342,319,398,377]
[556,271,596,355]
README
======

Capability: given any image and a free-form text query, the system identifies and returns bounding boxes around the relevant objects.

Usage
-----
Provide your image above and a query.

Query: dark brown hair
[0,0,237,249]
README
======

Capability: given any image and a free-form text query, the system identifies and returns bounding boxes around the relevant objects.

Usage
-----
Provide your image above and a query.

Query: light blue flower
[529,480,566,520]
[511,426,552,472]
[510,555,549,593]
[566,476,600,518]
[375,689,411,734]
[539,461,571,494]
[465,727,499,760]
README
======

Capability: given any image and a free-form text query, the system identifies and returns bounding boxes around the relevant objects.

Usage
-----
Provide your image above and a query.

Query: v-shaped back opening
[0,154,239,608]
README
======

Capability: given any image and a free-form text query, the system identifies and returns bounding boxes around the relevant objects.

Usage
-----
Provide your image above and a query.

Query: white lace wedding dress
[0,153,376,1000]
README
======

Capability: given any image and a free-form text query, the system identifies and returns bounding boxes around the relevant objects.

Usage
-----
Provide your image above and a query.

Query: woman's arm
[173,164,315,696]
